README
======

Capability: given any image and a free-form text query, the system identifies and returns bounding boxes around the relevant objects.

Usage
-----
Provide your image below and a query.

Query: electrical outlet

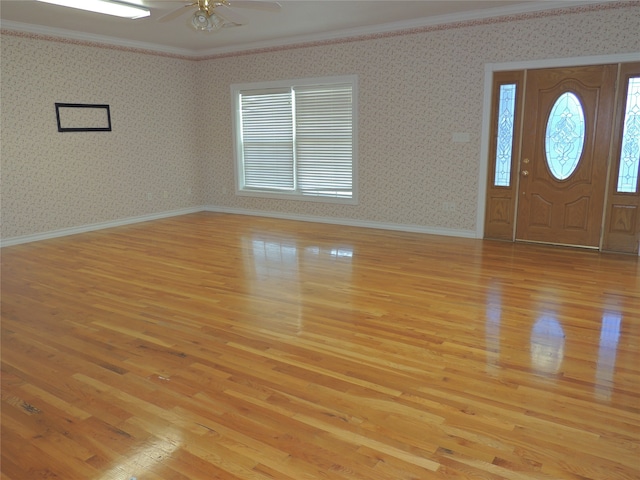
[452,132,470,143]
[442,201,456,212]
[147,192,152,200]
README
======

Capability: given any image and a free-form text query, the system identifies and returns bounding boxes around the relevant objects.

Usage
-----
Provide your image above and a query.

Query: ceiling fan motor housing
[156,0,282,31]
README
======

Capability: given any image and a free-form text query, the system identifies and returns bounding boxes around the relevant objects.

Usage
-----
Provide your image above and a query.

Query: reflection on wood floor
[1,212,639,479]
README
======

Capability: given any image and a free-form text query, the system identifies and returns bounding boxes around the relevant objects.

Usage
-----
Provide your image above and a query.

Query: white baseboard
[5,205,632,253]
[1,205,478,247]
[205,206,478,239]
[0,207,202,247]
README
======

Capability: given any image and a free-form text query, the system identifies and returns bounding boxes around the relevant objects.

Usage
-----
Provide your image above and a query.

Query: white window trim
[231,75,359,205]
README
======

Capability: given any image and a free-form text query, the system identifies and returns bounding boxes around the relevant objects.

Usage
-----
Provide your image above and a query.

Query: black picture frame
[55,103,112,132]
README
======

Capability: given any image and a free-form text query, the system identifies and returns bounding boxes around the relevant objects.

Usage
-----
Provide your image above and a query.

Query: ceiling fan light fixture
[209,13,225,30]
[191,9,211,30]
[36,0,150,19]
[190,9,223,32]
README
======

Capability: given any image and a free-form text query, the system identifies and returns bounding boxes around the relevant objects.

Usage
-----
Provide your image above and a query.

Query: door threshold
[515,239,599,250]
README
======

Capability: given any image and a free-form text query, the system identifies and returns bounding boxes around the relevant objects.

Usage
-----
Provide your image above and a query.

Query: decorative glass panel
[616,77,640,193]
[545,92,586,180]
[494,84,516,187]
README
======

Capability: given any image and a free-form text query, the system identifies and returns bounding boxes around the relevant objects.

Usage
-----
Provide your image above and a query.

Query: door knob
[522,170,529,176]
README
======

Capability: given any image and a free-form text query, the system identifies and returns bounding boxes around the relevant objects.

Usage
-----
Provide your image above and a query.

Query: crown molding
[195,0,613,57]
[1,1,632,60]
[0,19,198,59]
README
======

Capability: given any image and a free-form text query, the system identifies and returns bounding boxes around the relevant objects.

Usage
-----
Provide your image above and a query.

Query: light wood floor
[2,213,639,480]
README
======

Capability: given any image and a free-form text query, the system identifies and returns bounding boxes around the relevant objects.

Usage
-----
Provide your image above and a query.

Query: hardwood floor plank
[2,213,638,479]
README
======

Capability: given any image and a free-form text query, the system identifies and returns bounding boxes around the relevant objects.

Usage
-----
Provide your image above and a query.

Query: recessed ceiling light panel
[36,0,150,19]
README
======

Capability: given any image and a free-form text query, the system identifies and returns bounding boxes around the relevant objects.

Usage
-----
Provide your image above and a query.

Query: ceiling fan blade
[229,1,281,12]
[156,3,195,23]
[214,4,248,25]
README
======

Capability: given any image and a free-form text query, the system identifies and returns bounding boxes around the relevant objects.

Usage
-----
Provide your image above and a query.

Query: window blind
[295,84,353,197]
[240,89,294,190]
[237,80,354,199]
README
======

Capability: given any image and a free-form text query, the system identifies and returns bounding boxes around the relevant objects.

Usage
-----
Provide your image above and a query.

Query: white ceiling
[0,0,604,56]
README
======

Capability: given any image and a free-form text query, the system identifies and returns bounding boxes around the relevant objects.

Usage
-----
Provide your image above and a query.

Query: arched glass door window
[545,92,586,180]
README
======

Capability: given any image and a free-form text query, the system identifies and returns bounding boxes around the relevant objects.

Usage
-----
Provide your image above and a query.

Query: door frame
[477,52,640,254]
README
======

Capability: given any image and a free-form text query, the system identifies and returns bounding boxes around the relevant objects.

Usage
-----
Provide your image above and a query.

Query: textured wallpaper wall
[198,3,640,232]
[0,37,204,239]
[1,3,639,240]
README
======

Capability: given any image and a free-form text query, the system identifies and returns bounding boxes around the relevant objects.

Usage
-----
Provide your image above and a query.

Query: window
[545,91,586,181]
[616,76,640,193]
[232,75,357,204]
[493,83,517,187]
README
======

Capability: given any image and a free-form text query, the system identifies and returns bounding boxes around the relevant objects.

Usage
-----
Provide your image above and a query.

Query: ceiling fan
[157,0,281,33]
